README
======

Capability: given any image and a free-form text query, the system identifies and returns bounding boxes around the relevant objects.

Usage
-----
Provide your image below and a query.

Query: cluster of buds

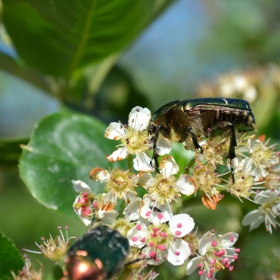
[22,226,76,269]
[11,255,43,280]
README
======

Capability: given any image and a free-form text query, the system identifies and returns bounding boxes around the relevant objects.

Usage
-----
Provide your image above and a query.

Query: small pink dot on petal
[140,237,146,242]
[175,251,180,256]
[93,201,98,209]
[132,236,138,242]
[198,270,205,276]
[220,249,226,256]
[157,213,163,219]
[149,242,154,247]
[175,230,182,236]
[211,240,217,247]
[177,223,182,228]
[136,224,142,230]
[152,228,159,233]
[146,211,151,217]
[157,244,166,251]
[223,257,230,263]
[210,259,216,265]
[149,251,156,258]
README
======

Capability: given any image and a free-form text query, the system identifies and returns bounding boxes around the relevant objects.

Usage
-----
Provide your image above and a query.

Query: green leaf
[0,137,29,167]
[0,232,24,280]
[19,113,124,218]
[2,0,154,76]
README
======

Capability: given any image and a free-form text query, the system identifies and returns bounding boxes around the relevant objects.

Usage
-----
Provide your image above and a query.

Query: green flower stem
[127,154,133,170]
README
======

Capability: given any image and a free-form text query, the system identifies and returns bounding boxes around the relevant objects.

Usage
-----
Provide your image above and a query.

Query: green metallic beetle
[148,98,255,182]
[66,225,130,280]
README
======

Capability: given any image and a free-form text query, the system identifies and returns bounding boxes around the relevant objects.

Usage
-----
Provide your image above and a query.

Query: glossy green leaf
[2,0,154,76]
[0,137,29,167]
[19,113,124,218]
[0,232,24,280]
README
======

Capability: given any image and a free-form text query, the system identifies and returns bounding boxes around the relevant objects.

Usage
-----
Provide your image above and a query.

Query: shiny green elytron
[66,225,130,279]
[148,98,255,178]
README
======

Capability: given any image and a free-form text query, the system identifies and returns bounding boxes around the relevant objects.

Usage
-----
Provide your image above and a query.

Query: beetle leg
[226,123,237,184]
[186,126,203,153]
[225,124,237,160]
[151,125,161,173]
[209,121,237,183]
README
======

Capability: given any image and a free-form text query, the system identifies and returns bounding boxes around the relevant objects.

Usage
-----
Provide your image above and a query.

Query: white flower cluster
[71,106,279,279]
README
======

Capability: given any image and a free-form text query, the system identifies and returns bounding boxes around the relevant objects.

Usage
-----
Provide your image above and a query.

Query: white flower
[139,196,173,225]
[139,156,195,206]
[154,134,173,156]
[127,213,195,266]
[72,180,118,226]
[248,136,279,182]
[123,195,173,226]
[186,231,240,279]
[89,168,139,204]
[105,106,154,172]
[242,189,280,233]
[72,180,95,226]
[228,158,254,201]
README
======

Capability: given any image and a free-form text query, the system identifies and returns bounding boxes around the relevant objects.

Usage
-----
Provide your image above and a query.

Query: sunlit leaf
[19,113,124,218]
[3,0,154,76]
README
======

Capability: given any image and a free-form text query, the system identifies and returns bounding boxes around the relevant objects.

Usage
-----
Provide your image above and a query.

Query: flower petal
[127,223,148,248]
[73,206,92,226]
[142,247,166,266]
[133,152,154,172]
[72,180,92,193]
[139,196,173,225]
[254,190,279,204]
[107,147,128,161]
[156,136,173,156]
[138,172,153,186]
[80,216,92,226]
[160,156,179,178]
[167,239,191,266]
[249,216,265,231]
[176,175,195,195]
[123,198,142,222]
[242,209,264,230]
[169,214,195,237]
[91,169,111,182]
[198,231,215,254]
[220,232,239,247]
[98,209,118,225]
[104,122,125,140]
[128,106,151,131]
[186,256,202,275]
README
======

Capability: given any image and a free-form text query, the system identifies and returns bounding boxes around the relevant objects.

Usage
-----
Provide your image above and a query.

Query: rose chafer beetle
[148,98,255,182]
[66,225,130,280]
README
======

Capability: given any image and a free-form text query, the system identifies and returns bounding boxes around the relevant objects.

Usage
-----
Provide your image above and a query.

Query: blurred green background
[1,0,280,279]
